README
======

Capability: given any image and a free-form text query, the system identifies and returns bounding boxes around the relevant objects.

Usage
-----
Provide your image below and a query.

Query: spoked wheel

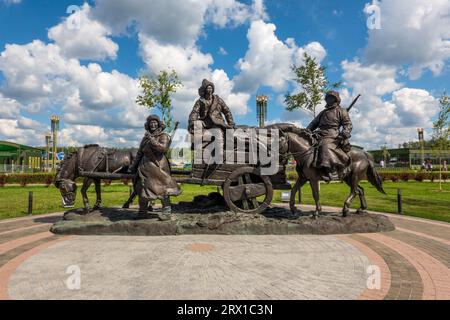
[223,166,273,214]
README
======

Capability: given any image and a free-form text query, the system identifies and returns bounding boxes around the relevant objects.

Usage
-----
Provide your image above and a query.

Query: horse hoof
[122,204,129,209]
[356,209,367,215]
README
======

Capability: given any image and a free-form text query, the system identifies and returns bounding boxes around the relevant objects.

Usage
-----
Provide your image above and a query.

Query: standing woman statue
[129,115,181,218]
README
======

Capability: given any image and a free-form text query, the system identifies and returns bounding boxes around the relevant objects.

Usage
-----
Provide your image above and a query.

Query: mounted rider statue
[306,90,353,182]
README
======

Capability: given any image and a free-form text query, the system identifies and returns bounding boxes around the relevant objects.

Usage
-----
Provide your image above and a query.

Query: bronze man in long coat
[130,115,181,217]
[307,91,353,181]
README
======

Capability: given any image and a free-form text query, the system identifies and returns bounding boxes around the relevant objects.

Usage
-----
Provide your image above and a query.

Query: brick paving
[0,207,449,300]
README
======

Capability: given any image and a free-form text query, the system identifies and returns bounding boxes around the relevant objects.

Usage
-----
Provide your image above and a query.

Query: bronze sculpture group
[55,79,386,219]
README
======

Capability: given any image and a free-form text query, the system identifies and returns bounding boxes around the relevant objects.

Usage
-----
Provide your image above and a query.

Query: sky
[0,0,449,150]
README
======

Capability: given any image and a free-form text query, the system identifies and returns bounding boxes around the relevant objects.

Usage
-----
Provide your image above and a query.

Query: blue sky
[0,0,449,149]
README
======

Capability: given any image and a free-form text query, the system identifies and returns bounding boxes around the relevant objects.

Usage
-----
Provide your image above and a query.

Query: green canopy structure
[0,141,44,172]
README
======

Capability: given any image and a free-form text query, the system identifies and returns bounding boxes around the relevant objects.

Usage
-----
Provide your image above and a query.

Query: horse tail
[364,151,386,195]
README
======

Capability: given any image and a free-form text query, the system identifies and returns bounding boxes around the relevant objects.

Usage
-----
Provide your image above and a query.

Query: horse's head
[54,151,78,208]
[55,178,77,208]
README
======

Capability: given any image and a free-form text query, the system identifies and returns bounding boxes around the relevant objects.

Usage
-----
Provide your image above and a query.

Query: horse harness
[77,146,117,176]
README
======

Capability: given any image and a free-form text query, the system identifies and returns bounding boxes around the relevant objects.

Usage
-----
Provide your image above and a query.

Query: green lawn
[0,182,449,222]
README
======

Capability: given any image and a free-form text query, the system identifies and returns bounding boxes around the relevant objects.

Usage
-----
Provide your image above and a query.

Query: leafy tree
[381,145,390,163]
[431,92,450,150]
[285,52,341,117]
[136,70,182,131]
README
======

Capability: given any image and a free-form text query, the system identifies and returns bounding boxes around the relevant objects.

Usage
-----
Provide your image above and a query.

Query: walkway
[0,206,449,300]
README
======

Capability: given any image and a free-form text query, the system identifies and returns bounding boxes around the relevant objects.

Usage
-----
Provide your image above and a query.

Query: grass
[0,182,448,222]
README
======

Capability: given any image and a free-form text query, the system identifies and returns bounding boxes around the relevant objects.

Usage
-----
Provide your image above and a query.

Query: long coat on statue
[307,93,353,170]
[132,128,181,201]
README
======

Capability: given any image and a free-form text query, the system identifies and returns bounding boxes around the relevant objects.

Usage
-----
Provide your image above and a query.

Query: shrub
[0,175,7,187]
[443,173,448,182]
[103,179,112,186]
[19,175,29,187]
[400,173,410,182]
[429,173,436,182]
[390,175,399,182]
[122,179,130,186]
[45,175,54,187]
[414,172,426,182]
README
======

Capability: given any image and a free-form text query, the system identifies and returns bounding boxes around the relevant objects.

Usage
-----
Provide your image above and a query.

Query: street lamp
[45,133,52,172]
[51,116,60,171]
[417,128,425,166]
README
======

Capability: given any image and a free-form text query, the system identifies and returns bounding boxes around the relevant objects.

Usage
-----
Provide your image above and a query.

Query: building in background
[368,147,450,169]
[0,141,44,173]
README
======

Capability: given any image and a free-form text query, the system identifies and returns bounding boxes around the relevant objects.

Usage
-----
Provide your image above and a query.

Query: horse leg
[93,179,102,210]
[290,176,308,214]
[343,176,358,217]
[81,178,93,214]
[356,185,368,215]
[122,190,137,209]
[309,179,322,219]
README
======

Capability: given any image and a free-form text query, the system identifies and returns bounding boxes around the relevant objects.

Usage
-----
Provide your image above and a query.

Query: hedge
[0,173,130,187]
[0,170,448,187]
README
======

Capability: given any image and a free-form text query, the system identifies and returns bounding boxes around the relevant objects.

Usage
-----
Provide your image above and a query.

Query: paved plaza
[1,205,449,300]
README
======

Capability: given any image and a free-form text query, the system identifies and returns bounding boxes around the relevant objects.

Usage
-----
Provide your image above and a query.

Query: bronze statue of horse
[268,124,386,218]
[54,145,136,212]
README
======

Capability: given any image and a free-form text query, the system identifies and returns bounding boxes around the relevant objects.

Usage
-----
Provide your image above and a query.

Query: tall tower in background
[51,115,60,171]
[256,95,268,128]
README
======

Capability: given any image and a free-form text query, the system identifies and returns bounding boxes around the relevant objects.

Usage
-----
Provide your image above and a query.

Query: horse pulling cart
[80,146,291,215]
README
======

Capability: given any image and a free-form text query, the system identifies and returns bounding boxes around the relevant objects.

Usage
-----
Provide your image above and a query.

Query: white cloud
[48,4,118,61]
[0,94,21,119]
[2,0,21,4]
[234,20,327,93]
[139,35,251,123]
[391,88,439,127]
[364,0,450,80]
[340,60,439,149]
[92,0,267,46]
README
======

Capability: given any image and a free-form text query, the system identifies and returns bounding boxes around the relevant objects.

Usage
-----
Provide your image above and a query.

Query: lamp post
[51,116,60,172]
[45,133,51,172]
[256,95,268,128]
[417,128,425,167]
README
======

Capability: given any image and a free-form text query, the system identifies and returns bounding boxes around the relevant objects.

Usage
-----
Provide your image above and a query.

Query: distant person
[421,161,426,171]
[426,160,433,172]
[380,159,385,168]
[443,160,448,171]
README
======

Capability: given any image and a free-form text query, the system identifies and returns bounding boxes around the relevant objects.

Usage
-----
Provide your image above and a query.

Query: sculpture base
[50,205,395,236]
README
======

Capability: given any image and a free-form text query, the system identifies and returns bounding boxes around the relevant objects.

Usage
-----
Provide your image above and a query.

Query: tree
[136,70,182,131]
[381,145,390,163]
[431,92,450,151]
[285,52,341,118]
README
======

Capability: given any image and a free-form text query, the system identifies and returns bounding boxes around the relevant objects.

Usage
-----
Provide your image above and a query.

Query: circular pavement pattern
[8,235,370,300]
[1,205,450,300]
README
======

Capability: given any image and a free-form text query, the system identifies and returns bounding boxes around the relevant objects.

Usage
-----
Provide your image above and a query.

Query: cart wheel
[223,166,273,214]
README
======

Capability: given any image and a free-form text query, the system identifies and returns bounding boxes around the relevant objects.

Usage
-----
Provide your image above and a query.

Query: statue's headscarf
[325,90,341,104]
[198,79,215,98]
[145,114,166,133]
